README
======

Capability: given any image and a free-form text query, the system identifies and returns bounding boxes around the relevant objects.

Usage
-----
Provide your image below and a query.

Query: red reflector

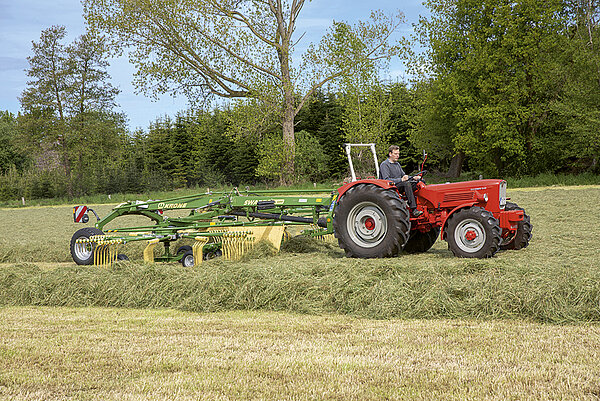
[73,205,88,222]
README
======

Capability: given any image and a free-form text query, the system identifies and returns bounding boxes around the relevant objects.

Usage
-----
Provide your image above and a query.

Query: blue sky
[0,0,428,130]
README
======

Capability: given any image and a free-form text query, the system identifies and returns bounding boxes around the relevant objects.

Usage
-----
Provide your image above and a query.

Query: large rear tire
[333,184,411,258]
[404,227,440,254]
[445,207,501,258]
[500,202,533,250]
[70,227,104,265]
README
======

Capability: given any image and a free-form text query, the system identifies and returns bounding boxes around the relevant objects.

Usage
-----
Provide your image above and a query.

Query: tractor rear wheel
[333,184,411,258]
[70,227,104,265]
[445,207,501,258]
[404,227,441,254]
[500,202,533,250]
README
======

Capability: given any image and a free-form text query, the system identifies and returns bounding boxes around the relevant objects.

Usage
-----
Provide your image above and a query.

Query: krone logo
[157,202,188,209]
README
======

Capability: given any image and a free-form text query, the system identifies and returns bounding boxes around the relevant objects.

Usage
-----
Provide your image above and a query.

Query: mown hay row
[1,247,599,324]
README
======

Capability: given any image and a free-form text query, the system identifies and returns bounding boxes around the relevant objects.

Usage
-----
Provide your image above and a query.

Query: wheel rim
[454,218,486,253]
[346,201,387,248]
[74,241,93,260]
[183,254,194,267]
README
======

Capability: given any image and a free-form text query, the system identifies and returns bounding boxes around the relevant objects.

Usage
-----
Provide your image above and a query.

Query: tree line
[1,0,599,201]
[0,84,421,200]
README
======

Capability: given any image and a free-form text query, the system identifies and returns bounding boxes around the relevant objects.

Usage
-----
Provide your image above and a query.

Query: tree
[19,26,123,196]
[295,90,346,177]
[549,0,600,172]
[0,111,28,174]
[83,0,404,183]
[20,26,72,189]
[413,0,567,176]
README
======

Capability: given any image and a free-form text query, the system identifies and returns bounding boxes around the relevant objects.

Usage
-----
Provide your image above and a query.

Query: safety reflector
[73,205,88,223]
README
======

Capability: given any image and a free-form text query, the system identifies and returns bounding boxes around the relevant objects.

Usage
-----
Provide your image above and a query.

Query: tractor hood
[417,179,507,211]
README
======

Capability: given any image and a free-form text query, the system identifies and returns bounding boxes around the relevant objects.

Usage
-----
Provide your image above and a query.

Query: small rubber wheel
[70,227,104,265]
[176,245,193,255]
[445,206,501,258]
[500,202,533,250]
[404,227,440,254]
[116,254,129,261]
[203,249,223,260]
[180,251,195,267]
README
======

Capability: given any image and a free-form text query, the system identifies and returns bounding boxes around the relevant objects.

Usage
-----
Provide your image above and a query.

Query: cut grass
[1,306,599,401]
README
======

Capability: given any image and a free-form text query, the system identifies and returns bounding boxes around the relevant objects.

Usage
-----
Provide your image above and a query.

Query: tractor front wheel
[333,184,411,258]
[445,207,501,258]
[70,227,104,265]
[500,202,533,250]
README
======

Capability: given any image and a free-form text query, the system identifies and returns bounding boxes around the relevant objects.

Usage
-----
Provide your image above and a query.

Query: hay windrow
[1,255,599,323]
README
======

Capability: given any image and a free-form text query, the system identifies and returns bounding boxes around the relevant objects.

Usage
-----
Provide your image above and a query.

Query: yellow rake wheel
[143,238,160,263]
[191,236,209,267]
[208,226,286,260]
[92,239,122,268]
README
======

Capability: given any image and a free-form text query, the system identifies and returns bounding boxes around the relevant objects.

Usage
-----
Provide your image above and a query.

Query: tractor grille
[443,192,474,202]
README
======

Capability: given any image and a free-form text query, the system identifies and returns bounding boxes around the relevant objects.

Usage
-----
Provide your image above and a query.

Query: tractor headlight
[499,181,507,208]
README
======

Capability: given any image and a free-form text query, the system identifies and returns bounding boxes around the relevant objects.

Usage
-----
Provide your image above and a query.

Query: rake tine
[192,236,209,267]
[143,239,159,263]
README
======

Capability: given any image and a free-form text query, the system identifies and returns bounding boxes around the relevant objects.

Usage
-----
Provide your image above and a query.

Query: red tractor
[333,144,532,258]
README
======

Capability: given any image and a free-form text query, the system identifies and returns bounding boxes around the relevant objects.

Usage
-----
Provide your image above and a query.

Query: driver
[379,145,423,217]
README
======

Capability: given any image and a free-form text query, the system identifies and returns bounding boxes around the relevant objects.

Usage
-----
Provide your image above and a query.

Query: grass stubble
[1,307,600,400]
[1,185,600,399]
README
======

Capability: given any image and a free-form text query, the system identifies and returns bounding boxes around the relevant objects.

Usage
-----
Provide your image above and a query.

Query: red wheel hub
[465,229,477,241]
[364,217,376,231]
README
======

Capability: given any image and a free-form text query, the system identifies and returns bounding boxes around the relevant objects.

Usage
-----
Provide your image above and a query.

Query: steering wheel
[409,170,428,181]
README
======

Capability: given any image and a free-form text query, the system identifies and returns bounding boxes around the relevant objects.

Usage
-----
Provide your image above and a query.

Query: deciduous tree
[19,26,124,196]
[413,0,567,176]
[83,0,404,183]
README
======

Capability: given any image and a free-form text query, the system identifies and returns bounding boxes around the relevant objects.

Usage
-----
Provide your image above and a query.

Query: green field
[1,185,600,399]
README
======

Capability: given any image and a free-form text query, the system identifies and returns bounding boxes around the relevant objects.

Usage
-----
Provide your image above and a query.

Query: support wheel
[500,202,533,250]
[445,207,501,258]
[333,184,411,258]
[203,249,222,260]
[70,227,104,265]
[180,251,195,267]
[404,227,440,254]
[176,245,193,255]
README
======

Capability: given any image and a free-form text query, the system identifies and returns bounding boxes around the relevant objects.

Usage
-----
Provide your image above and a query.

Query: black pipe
[229,210,328,228]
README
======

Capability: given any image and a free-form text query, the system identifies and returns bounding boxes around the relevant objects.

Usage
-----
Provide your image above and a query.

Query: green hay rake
[71,188,336,267]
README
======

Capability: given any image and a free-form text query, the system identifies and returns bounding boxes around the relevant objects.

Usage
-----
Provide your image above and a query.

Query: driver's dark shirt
[379,158,406,185]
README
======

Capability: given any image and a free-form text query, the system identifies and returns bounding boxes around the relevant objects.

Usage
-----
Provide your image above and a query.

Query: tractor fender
[336,179,397,199]
[440,202,478,240]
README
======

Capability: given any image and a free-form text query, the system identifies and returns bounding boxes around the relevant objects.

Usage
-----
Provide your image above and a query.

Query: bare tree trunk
[58,130,74,198]
[281,93,296,185]
[446,151,465,178]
